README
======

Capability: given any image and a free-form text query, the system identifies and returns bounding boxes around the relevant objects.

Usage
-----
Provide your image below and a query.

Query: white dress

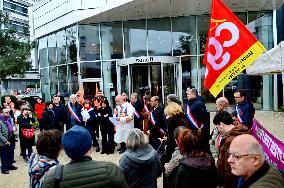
[114,102,134,143]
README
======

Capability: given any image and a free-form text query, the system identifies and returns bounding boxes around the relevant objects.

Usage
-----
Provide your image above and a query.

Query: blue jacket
[235,100,255,128]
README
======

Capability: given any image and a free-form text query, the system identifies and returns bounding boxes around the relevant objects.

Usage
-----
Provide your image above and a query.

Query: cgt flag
[203,0,266,97]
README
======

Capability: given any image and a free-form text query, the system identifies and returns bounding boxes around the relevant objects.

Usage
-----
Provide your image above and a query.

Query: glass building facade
[38,11,274,109]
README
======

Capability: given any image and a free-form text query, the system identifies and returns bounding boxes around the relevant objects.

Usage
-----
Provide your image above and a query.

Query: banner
[203,0,266,97]
[252,119,284,171]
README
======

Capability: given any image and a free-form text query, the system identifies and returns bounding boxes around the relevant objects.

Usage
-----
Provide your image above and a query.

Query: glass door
[81,79,102,100]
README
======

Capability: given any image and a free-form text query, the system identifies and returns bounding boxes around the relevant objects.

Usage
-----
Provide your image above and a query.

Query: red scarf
[84,106,91,111]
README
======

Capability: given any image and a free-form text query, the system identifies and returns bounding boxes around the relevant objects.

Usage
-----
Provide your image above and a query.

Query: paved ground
[0,111,283,188]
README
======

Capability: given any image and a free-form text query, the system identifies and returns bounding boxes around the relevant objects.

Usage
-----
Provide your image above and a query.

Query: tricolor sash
[68,103,81,123]
[134,110,140,119]
[143,96,150,112]
[150,112,156,125]
[186,104,204,130]
[235,105,243,123]
[216,134,222,149]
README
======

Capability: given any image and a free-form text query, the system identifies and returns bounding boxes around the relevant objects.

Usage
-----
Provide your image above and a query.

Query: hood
[122,145,157,169]
[182,154,214,171]
[29,153,59,182]
[225,125,250,139]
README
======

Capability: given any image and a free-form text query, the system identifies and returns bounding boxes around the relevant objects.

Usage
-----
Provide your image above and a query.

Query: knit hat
[62,125,92,159]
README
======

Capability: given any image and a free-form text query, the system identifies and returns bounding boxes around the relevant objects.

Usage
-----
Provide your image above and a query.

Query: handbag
[21,128,35,139]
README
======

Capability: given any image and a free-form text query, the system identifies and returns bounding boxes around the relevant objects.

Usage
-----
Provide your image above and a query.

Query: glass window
[79,25,100,61]
[102,61,117,108]
[40,68,51,101]
[81,61,101,78]
[124,20,147,57]
[101,22,123,59]
[66,26,78,63]
[235,12,247,24]
[120,65,129,95]
[50,67,58,96]
[58,65,68,95]
[163,63,176,103]
[48,34,57,66]
[57,30,66,64]
[197,15,210,55]
[147,18,172,56]
[172,16,197,55]
[38,37,48,68]
[68,63,79,94]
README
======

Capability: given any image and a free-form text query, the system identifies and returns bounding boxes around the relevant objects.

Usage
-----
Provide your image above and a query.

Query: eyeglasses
[227,151,257,161]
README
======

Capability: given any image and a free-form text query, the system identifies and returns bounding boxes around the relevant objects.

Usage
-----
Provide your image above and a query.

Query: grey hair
[166,94,181,104]
[247,142,265,163]
[126,128,148,150]
[189,88,198,96]
[131,92,138,99]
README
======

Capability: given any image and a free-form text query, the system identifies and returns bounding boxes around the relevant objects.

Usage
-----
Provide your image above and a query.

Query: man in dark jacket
[234,90,255,128]
[42,125,128,188]
[130,93,143,130]
[228,134,284,188]
[148,96,167,150]
[41,102,56,130]
[185,88,210,152]
[52,95,65,132]
[213,111,250,188]
[64,94,83,130]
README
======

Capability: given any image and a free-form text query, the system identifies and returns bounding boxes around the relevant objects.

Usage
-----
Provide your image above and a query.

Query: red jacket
[35,103,45,120]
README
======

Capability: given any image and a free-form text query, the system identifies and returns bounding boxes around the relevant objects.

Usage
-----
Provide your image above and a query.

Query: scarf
[0,115,13,133]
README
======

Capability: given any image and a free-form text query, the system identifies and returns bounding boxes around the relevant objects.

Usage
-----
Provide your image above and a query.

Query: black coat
[168,154,217,188]
[149,106,167,138]
[17,114,35,148]
[165,113,189,162]
[41,109,56,130]
[132,100,144,129]
[64,103,83,130]
[97,106,113,131]
[53,103,65,131]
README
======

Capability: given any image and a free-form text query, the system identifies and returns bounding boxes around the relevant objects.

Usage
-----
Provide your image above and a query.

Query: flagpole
[222,89,225,97]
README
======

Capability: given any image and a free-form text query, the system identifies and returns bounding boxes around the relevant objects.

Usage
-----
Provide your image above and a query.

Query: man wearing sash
[130,93,143,130]
[114,95,134,154]
[185,88,210,152]
[234,90,255,129]
[148,96,167,150]
[64,94,83,131]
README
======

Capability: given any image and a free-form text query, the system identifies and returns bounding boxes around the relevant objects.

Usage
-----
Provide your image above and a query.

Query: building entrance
[117,56,181,103]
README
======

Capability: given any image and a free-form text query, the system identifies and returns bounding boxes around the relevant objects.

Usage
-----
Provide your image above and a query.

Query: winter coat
[165,147,184,177]
[35,103,45,120]
[217,125,250,188]
[53,103,65,131]
[98,106,113,131]
[64,103,83,130]
[209,126,220,158]
[29,153,59,188]
[119,144,162,188]
[42,156,128,188]
[165,113,189,162]
[132,100,143,128]
[17,114,35,148]
[237,162,284,188]
[234,100,255,128]
[0,120,8,147]
[168,153,217,188]
[41,109,56,130]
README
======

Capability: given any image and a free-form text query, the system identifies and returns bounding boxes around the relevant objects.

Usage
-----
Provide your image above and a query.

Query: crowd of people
[0,88,284,188]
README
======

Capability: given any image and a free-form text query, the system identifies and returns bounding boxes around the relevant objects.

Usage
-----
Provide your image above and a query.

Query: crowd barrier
[252,119,284,171]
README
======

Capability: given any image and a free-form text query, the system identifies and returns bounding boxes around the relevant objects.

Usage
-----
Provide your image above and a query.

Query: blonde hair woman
[164,102,189,163]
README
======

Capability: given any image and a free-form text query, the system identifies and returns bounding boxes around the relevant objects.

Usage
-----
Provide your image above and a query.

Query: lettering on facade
[135,57,154,63]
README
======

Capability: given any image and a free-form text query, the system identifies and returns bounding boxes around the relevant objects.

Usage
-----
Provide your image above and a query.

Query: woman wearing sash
[64,94,83,131]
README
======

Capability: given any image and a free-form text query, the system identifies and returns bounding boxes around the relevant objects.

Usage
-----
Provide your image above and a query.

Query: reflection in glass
[40,68,50,101]
[48,34,57,66]
[79,25,100,61]
[57,30,66,64]
[50,67,58,96]
[66,26,77,63]
[120,65,129,95]
[197,15,210,54]
[102,61,117,108]
[172,16,197,55]
[149,63,162,98]
[131,64,149,94]
[124,20,147,57]
[58,65,68,94]
[147,18,171,56]
[81,61,101,78]
[163,64,176,103]
[68,63,79,94]
[38,37,48,68]
[101,22,123,59]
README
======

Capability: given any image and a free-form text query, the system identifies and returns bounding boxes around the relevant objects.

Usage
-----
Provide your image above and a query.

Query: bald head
[115,95,124,105]
[216,97,229,112]
[228,134,265,180]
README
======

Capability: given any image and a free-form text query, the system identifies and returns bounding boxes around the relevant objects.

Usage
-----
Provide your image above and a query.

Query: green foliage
[0,11,34,80]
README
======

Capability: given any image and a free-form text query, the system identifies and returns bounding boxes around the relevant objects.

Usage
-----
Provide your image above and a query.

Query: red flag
[203,0,266,97]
